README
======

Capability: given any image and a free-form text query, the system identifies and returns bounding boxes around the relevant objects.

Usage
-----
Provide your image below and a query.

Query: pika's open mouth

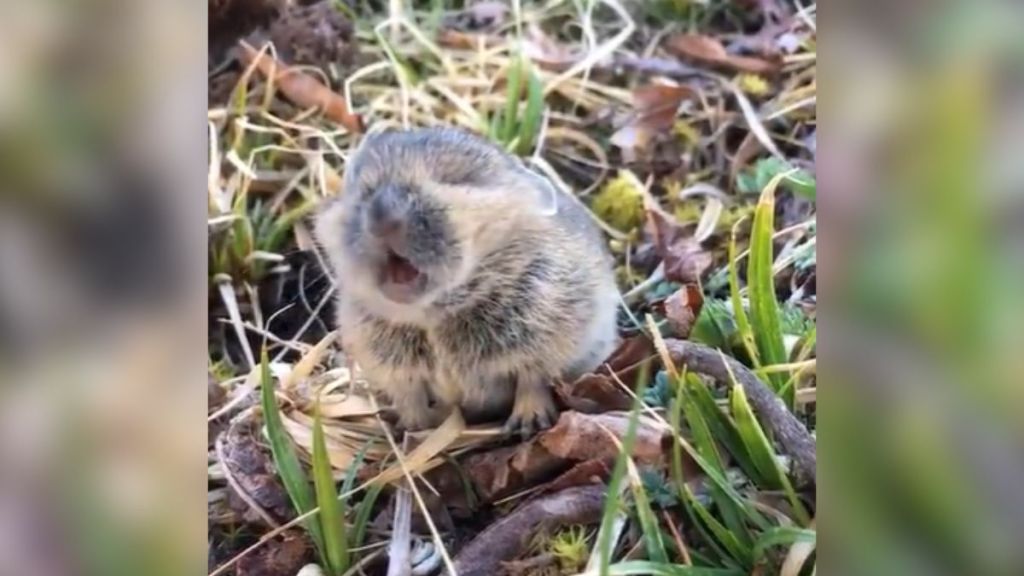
[378,250,427,303]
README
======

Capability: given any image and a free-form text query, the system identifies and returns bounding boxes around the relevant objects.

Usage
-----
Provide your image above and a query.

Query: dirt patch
[209,0,360,107]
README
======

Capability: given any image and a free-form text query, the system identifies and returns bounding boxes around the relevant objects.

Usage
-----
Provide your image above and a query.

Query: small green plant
[260,349,327,564]
[548,525,591,573]
[639,468,679,510]
[667,369,813,572]
[589,348,814,573]
[592,172,646,233]
[736,178,799,405]
[209,199,314,285]
[260,349,382,575]
[737,157,816,200]
[486,54,544,155]
[642,370,673,408]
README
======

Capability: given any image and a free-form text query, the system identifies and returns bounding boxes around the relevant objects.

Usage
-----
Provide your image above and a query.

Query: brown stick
[664,339,817,485]
[452,484,606,576]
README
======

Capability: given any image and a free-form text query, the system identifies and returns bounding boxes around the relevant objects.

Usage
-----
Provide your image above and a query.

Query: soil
[208,0,360,106]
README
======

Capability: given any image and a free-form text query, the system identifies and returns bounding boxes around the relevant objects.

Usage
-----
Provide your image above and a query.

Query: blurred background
[0,0,1020,575]
[825,1,1024,574]
[0,1,206,575]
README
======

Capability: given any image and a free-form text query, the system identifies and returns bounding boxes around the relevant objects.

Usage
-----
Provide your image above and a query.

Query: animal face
[341,178,459,304]
[316,128,555,314]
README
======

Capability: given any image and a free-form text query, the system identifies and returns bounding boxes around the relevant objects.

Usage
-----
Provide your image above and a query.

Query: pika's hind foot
[502,377,557,440]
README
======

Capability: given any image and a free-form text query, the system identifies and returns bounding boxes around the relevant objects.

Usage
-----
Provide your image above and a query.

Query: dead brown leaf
[539,411,668,464]
[666,33,782,75]
[429,411,670,506]
[236,530,309,576]
[555,374,633,414]
[647,210,714,284]
[610,82,695,153]
[598,334,657,384]
[436,28,501,50]
[598,334,655,379]
[238,40,364,133]
[220,425,294,524]
[664,284,705,339]
[533,459,611,496]
[457,444,562,506]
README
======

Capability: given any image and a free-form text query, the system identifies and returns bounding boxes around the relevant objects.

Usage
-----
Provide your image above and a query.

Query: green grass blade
[375,33,420,86]
[313,405,349,575]
[728,225,760,367]
[683,374,766,487]
[668,380,754,568]
[796,324,816,362]
[602,560,744,576]
[679,389,724,473]
[752,526,816,561]
[676,393,758,561]
[669,392,738,568]
[679,382,753,546]
[728,385,783,489]
[683,482,753,568]
[260,349,326,561]
[748,182,789,398]
[488,106,503,141]
[262,200,315,254]
[730,384,811,525]
[630,468,668,564]
[597,362,650,573]
[351,481,384,550]
[516,65,544,155]
[230,74,248,116]
[231,213,254,267]
[501,56,524,144]
[340,440,374,499]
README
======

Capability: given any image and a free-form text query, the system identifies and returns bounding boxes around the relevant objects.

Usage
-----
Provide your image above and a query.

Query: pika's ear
[343,129,391,190]
[515,163,560,217]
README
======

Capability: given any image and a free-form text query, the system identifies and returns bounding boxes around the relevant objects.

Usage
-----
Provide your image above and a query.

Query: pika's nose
[367,185,408,240]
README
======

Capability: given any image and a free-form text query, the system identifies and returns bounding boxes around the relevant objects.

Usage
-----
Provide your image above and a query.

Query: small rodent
[315,128,619,436]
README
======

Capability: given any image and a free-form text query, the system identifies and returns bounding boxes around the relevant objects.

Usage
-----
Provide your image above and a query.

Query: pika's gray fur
[315,128,619,435]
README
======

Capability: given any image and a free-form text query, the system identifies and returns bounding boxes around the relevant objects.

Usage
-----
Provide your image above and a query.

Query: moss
[737,73,771,96]
[592,171,645,232]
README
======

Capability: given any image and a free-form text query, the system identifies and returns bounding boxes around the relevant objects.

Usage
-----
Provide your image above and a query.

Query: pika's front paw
[502,388,557,440]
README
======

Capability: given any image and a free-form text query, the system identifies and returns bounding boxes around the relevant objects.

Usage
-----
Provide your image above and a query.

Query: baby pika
[315,128,619,436]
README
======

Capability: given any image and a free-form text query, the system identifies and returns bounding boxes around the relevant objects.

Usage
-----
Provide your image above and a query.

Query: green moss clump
[592,171,645,233]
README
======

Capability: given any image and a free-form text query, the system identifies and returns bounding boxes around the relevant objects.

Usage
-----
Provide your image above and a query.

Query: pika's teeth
[385,251,421,284]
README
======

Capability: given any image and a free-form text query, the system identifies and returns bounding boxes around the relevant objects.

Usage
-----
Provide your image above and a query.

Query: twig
[609,54,710,80]
[452,484,606,576]
[341,548,386,576]
[663,339,817,485]
[501,552,557,576]
[662,510,690,565]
